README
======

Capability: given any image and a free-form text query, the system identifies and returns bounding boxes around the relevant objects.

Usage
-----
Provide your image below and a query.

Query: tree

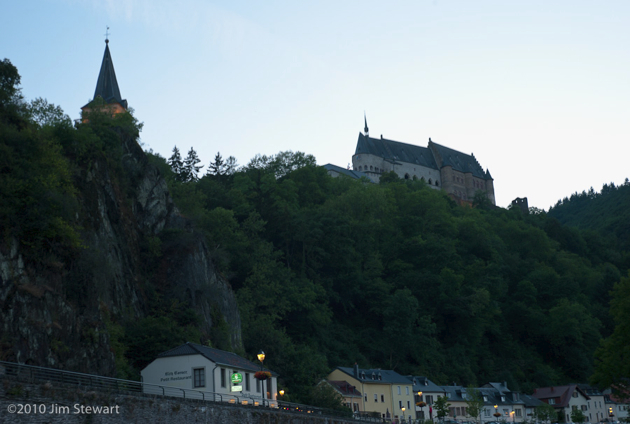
[168,146,184,180]
[225,155,239,175]
[570,409,586,424]
[0,58,22,106]
[208,152,225,176]
[309,381,351,416]
[592,272,630,401]
[183,147,203,182]
[465,387,485,424]
[434,395,451,422]
[536,403,557,424]
[26,97,71,128]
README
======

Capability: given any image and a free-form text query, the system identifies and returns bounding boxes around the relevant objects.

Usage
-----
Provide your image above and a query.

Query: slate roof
[156,342,277,375]
[441,384,526,406]
[428,141,487,179]
[336,366,412,384]
[327,380,362,397]
[353,133,493,180]
[408,376,445,394]
[354,133,439,170]
[532,385,590,407]
[323,163,372,181]
[520,393,544,408]
[86,40,128,109]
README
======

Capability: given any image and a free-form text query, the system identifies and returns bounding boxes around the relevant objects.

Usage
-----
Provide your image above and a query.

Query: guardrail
[0,361,369,421]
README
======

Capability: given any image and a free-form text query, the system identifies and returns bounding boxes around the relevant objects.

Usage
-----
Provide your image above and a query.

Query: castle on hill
[326,116,496,206]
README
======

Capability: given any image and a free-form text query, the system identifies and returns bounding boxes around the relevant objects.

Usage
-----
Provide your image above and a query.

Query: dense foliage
[154,146,627,401]
[3,57,628,404]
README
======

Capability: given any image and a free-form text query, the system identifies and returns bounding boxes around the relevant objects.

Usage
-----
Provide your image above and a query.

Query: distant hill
[548,181,630,257]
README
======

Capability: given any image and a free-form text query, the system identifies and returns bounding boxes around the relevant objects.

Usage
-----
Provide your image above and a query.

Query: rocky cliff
[0,128,242,376]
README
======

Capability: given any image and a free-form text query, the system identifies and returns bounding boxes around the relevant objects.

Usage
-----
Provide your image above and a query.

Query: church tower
[81,33,128,120]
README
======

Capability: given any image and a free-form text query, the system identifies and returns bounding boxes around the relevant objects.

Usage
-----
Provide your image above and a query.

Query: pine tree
[208,152,225,176]
[168,146,184,181]
[225,156,238,175]
[183,147,203,182]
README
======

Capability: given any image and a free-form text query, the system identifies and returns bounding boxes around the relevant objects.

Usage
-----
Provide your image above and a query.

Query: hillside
[154,151,624,399]
[0,59,241,378]
[2,57,626,404]
[548,181,630,260]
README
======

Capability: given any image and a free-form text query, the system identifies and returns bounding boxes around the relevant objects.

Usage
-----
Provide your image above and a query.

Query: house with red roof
[532,385,591,423]
[323,380,363,414]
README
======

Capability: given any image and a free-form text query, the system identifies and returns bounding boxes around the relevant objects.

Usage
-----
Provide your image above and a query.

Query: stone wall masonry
[1,378,361,424]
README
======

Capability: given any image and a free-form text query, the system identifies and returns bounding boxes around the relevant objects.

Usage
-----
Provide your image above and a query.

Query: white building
[141,342,278,407]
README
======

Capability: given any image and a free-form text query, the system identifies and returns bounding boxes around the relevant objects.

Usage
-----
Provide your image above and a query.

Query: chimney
[354,363,359,377]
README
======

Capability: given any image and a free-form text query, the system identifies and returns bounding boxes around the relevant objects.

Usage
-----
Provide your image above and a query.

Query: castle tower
[81,35,128,120]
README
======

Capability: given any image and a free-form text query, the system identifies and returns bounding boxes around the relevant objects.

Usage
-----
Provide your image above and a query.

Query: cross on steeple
[105,26,110,44]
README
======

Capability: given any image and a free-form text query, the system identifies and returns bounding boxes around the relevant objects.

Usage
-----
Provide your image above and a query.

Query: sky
[3,0,629,209]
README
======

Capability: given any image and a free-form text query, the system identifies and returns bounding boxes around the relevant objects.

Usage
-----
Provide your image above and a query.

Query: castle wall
[352,154,441,188]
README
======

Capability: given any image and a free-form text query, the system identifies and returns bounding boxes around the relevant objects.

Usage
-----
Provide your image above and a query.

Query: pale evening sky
[3,0,629,209]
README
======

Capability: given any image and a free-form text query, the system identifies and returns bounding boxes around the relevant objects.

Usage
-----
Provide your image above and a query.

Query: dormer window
[501,396,505,402]
[425,381,429,386]
[378,372,382,380]
[371,372,375,380]
[361,372,366,379]
[484,395,488,402]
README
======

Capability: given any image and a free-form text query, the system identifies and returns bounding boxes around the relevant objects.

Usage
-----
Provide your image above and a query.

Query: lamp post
[418,391,425,421]
[402,406,406,424]
[494,405,500,424]
[257,350,265,406]
[510,411,515,423]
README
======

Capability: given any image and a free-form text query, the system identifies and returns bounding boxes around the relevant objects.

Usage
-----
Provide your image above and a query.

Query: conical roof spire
[92,39,127,109]
[364,112,369,137]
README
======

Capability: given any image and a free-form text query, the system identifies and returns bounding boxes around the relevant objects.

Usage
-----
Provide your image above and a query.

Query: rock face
[0,130,242,375]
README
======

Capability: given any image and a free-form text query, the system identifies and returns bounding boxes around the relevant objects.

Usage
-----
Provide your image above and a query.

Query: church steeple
[93,37,127,109]
[364,112,369,137]
[81,34,128,120]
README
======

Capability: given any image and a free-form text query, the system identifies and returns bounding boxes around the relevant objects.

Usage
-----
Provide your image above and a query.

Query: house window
[516,409,522,417]
[573,392,579,398]
[398,386,401,395]
[581,405,587,411]
[193,368,205,388]
[483,395,488,402]
[426,395,434,404]
[245,373,250,391]
[220,368,226,388]
[549,399,555,405]
[399,400,403,409]
[408,401,411,409]
[485,409,491,416]
[406,387,409,395]
[364,393,367,402]
[381,394,385,402]
[375,394,378,402]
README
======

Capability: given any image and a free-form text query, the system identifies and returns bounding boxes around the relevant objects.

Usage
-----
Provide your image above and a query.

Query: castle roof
[323,163,372,181]
[428,140,488,179]
[85,40,127,109]
[354,133,438,170]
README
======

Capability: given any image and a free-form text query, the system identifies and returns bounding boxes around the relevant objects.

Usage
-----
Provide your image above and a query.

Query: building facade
[328,365,415,421]
[533,385,592,423]
[141,342,278,407]
[351,118,495,205]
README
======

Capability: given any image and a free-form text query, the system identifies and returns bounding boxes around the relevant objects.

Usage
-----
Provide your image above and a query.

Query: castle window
[435,180,439,186]
[404,173,410,180]
[428,179,432,185]
[370,166,373,171]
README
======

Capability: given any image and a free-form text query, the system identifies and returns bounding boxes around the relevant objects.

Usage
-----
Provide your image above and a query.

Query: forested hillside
[548,181,630,258]
[2,56,627,405]
[152,148,626,400]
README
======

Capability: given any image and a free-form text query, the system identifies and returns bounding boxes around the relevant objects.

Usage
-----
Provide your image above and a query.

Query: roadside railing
[0,361,369,421]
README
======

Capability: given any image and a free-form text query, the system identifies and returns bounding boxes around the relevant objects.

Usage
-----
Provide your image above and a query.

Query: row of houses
[140,343,629,423]
[325,365,629,423]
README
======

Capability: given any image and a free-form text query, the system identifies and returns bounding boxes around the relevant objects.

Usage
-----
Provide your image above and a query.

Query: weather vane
[105,26,110,43]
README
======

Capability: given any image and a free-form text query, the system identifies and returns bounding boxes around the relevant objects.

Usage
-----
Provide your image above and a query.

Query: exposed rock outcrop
[0,129,242,374]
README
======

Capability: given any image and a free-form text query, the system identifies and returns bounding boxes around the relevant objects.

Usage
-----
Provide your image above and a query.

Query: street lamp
[510,411,515,423]
[494,405,500,423]
[257,350,266,405]
[417,392,426,421]
[402,406,406,423]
